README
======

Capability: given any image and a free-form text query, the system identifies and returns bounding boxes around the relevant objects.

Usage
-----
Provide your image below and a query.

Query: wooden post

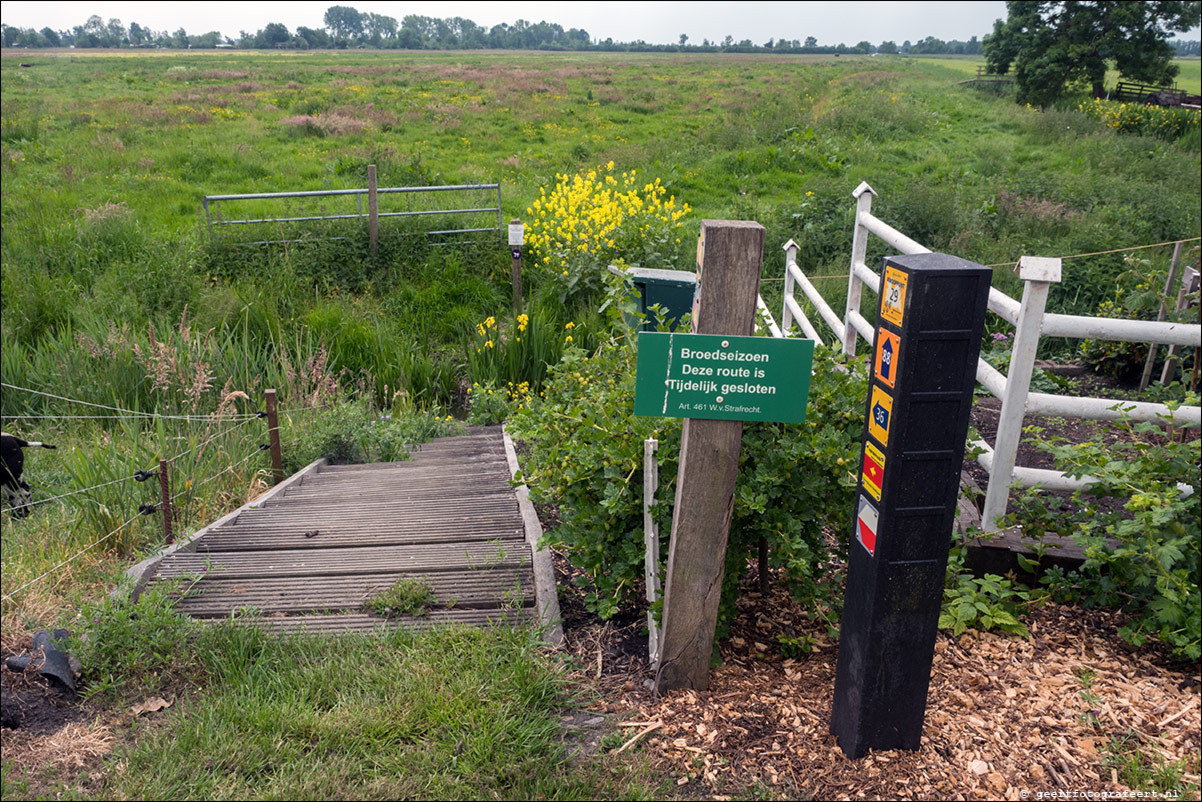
[1140,241,1183,392]
[265,389,284,486]
[158,458,173,545]
[655,220,764,693]
[509,218,524,313]
[644,438,661,667]
[367,164,379,258]
[1161,264,1200,386]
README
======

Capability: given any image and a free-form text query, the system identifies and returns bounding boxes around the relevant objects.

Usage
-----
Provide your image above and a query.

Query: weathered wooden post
[654,220,765,692]
[265,389,284,486]
[367,164,379,258]
[509,218,524,312]
[1140,241,1184,392]
[158,458,173,544]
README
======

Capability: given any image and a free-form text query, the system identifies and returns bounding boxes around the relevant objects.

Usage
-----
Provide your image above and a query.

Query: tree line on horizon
[0,5,1001,55]
[4,4,1199,60]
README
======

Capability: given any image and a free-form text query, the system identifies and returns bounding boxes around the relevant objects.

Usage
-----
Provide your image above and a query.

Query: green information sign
[634,332,814,423]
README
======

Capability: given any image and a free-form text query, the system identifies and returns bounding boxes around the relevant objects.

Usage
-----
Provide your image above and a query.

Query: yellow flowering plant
[1076,98,1200,142]
[466,306,591,420]
[525,162,692,302]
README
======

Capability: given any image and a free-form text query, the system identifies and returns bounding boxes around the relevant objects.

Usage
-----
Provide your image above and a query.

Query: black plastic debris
[11,630,82,696]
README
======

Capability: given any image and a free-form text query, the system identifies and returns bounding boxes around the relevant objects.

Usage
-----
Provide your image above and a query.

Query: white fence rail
[774,181,1200,531]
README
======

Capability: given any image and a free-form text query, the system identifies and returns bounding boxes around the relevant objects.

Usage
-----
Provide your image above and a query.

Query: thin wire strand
[163,417,257,465]
[983,237,1200,268]
[0,510,144,604]
[171,446,268,504]
[0,383,258,421]
[3,413,258,421]
[18,474,137,510]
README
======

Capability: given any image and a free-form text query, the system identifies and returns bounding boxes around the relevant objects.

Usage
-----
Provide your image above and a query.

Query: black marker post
[831,252,992,759]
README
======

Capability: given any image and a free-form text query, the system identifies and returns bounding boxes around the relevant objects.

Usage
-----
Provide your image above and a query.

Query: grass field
[1,48,1199,800]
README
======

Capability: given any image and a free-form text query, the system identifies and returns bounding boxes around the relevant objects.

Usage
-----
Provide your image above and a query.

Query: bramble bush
[1005,406,1201,660]
[524,162,692,303]
[508,311,868,626]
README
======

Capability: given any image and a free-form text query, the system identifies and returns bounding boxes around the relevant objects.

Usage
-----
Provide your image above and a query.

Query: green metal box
[616,266,698,331]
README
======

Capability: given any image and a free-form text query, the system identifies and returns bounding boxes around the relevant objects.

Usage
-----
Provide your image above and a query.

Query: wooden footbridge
[129,427,561,642]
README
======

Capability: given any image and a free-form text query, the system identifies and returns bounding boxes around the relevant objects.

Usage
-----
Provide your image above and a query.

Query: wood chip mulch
[563,572,1201,801]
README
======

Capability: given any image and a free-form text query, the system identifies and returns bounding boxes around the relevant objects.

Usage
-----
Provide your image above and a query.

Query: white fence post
[644,438,661,668]
[782,239,799,333]
[981,256,1062,532]
[843,183,876,356]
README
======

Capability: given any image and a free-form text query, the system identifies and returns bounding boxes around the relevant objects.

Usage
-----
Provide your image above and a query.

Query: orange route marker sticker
[874,328,901,388]
[880,265,908,327]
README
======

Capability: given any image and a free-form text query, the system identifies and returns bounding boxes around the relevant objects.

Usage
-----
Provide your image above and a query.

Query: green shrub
[508,335,867,626]
[1011,408,1201,660]
[74,584,201,699]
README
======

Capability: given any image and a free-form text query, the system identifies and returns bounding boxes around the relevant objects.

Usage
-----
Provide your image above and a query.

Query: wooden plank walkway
[139,427,549,635]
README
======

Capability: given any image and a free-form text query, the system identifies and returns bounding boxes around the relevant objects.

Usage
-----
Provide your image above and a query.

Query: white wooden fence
[770,181,1200,531]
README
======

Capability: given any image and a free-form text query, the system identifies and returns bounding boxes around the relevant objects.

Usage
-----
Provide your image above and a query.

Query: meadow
[1,49,1200,799]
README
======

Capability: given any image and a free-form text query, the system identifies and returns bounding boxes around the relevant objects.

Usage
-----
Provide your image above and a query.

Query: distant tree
[764,37,775,48]
[911,35,946,54]
[722,34,734,48]
[679,33,688,46]
[324,5,364,41]
[878,40,898,54]
[296,26,331,48]
[984,1,1201,105]
[128,21,147,45]
[855,40,875,53]
[191,31,222,48]
[40,27,62,47]
[363,13,397,45]
[1173,38,1201,55]
[804,35,818,47]
[172,28,189,48]
[260,22,291,48]
[901,39,911,52]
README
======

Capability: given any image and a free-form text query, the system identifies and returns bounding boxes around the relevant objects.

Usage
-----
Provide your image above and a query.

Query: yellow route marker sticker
[880,266,908,327]
[867,385,893,447]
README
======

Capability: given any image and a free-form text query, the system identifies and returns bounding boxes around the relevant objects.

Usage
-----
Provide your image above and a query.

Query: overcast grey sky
[3,1,1013,45]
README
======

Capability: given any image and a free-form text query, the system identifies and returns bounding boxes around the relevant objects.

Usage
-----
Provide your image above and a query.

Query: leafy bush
[940,547,1035,638]
[508,333,867,625]
[1011,409,1201,660]
[74,584,200,699]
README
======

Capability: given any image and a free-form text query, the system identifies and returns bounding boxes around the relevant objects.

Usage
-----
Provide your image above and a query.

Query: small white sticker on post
[508,222,525,246]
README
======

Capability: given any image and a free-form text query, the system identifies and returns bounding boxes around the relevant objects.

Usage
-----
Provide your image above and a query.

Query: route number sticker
[880,266,908,327]
[867,385,893,447]
[873,328,901,389]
